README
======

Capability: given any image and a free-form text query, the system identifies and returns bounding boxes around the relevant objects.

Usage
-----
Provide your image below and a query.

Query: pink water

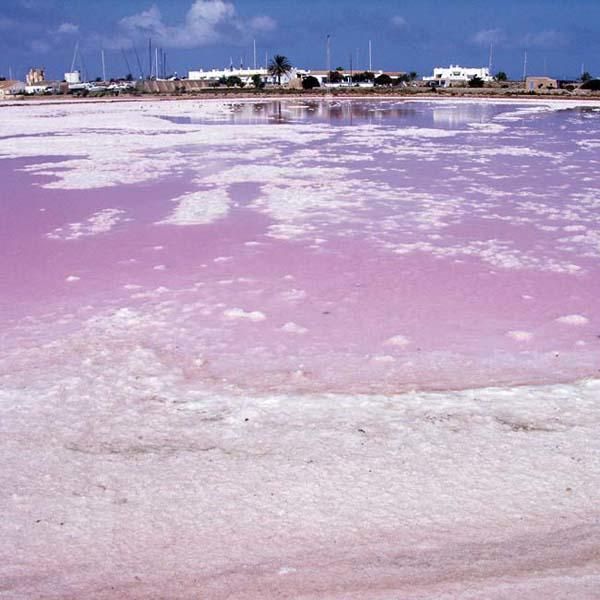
[2,100,599,392]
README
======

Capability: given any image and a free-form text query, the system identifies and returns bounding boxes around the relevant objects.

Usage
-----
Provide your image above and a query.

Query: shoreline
[2,89,600,109]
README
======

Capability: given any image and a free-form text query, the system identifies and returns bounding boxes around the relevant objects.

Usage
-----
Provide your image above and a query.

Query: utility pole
[369,40,372,72]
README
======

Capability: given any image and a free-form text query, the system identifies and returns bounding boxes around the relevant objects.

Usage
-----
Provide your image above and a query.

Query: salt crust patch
[47,208,126,240]
[507,330,533,342]
[160,189,230,226]
[281,322,308,334]
[65,275,80,282]
[556,314,589,326]
[223,308,266,322]
[384,335,411,347]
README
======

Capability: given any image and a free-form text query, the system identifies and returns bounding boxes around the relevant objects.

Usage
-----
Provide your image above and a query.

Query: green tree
[409,71,418,81]
[468,75,485,88]
[581,78,600,91]
[352,71,374,83]
[328,70,344,83]
[268,54,292,85]
[251,73,264,89]
[495,71,508,82]
[225,75,244,87]
[581,71,592,82]
[302,75,320,89]
[374,73,392,86]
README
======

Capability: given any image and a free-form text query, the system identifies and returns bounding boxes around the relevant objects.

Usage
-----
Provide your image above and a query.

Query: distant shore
[2,85,600,109]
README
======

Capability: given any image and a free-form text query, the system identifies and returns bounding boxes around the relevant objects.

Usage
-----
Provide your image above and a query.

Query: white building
[0,80,26,99]
[187,67,307,87]
[423,65,493,87]
[64,71,81,84]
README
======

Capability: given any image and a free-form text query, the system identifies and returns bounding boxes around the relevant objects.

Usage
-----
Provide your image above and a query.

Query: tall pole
[488,42,493,74]
[326,34,331,73]
[71,41,79,72]
[121,49,132,79]
[155,47,159,79]
[253,39,257,70]
[356,48,360,72]
[101,49,106,81]
[369,40,372,72]
[522,50,527,81]
[9,66,12,80]
[148,38,152,79]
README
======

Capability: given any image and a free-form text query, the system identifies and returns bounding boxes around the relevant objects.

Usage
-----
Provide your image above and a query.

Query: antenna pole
[70,40,79,73]
[121,48,132,78]
[134,46,145,79]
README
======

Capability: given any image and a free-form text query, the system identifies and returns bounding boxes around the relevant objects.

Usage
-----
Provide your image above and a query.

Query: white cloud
[521,30,567,48]
[249,15,276,32]
[56,22,79,35]
[391,15,407,27]
[471,28,505,45]
[110,0,276,49]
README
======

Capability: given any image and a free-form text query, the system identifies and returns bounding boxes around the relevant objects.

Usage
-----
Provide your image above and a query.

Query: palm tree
[268,54,292,86]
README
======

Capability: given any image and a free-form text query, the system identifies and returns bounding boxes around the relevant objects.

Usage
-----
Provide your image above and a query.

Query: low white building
[188,67,307,87]
[423,65,493,87]
[0,80,26,99]
[64,71,81,84]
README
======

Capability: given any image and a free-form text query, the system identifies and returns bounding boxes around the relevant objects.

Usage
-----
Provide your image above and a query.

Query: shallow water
[1,98,599,598]
[1,98,599,392]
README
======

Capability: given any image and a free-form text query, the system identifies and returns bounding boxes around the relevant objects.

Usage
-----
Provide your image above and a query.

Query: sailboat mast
[70,41,79,73]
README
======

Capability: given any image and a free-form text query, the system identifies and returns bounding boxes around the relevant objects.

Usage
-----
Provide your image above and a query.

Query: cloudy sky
[1,0,599,81]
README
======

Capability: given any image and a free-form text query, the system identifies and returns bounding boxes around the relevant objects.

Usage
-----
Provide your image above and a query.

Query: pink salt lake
[1,99,599,599]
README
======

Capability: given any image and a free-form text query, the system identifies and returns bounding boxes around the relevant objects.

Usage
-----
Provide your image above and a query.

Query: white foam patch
[160,189,230,226]
[223,308,267,322]
[47,208,126,240]
[507,330,533,342]
[384,335,411,347]
[556,314,589,326]
[281,322,308,335]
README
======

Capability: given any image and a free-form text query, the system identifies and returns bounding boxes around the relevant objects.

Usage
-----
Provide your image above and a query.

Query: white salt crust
[556,314,590,326]
[223,307,267,322]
